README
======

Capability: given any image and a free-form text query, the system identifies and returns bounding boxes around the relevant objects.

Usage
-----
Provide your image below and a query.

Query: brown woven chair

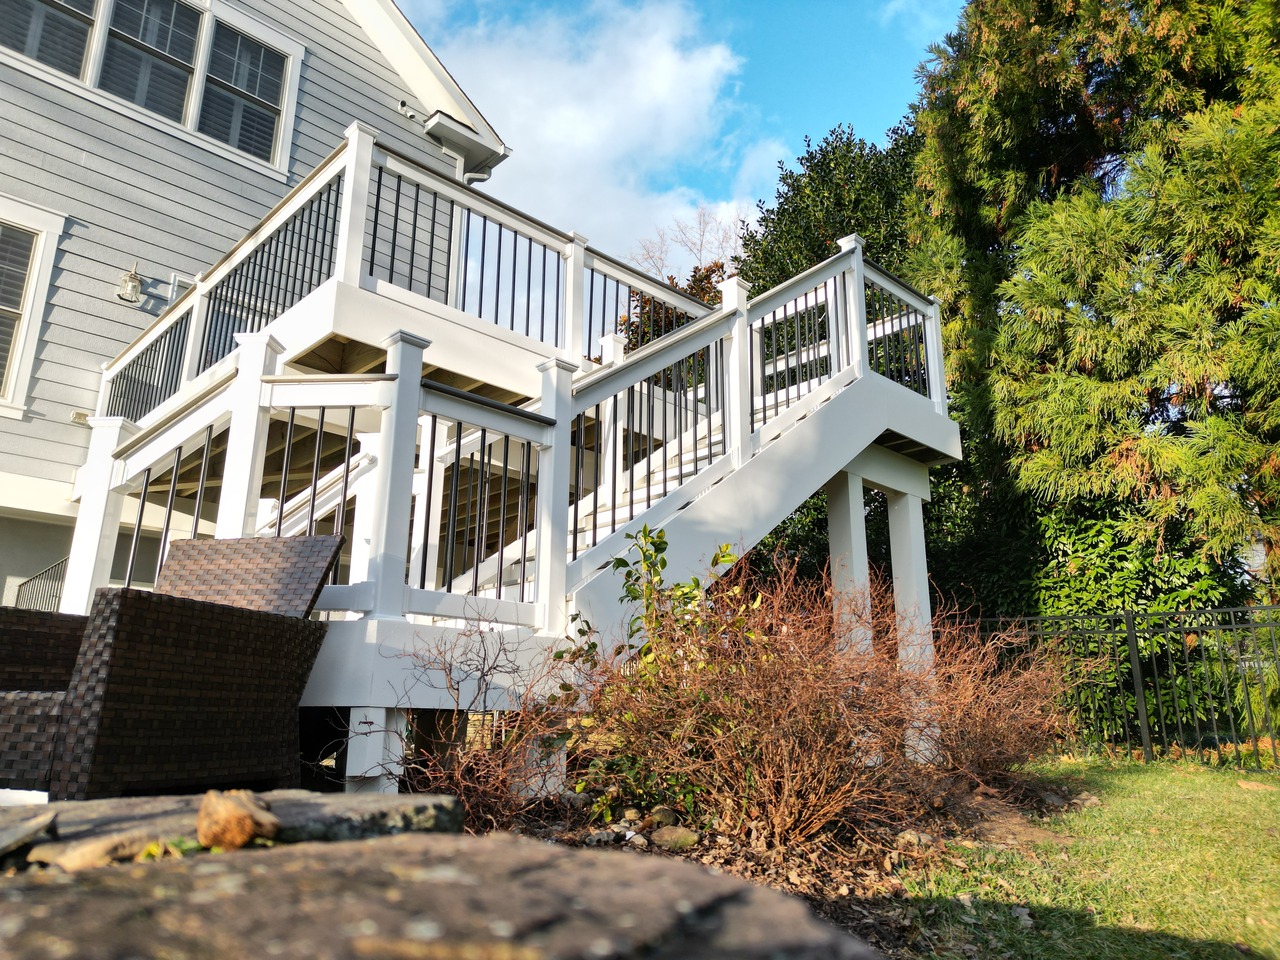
[0,535,342,801]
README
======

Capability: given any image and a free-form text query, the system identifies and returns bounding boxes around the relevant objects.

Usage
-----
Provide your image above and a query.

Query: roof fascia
[340,0,508,174]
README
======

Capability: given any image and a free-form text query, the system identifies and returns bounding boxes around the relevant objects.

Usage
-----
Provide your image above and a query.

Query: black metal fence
[988,606,1280,770]
[14,557,68,612]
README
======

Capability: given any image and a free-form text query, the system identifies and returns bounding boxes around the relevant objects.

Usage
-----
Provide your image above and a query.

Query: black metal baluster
[473,431,489,596]
[307,407,326,535]
[368,165,384,278]
[155,446,182,579]
[276,408,297,537]
[496,435,510,600]
[124,468,151,588]
[388,173,403,285]
[418,415,438,590]
[518,441,532,602]
[190,424,213,539]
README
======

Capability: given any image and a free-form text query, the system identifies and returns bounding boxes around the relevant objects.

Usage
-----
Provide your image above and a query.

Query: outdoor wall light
[116,262,143,304]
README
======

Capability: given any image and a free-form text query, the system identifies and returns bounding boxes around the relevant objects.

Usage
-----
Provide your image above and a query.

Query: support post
[366,331,430,619]
[887,490,936,761]
[214,333,282,538]
[333,121,379,286]
[563,233,589,361]
[59,417,139,614]
[720,275,752,465]
[535,357,578,636]
[826,470,872,653]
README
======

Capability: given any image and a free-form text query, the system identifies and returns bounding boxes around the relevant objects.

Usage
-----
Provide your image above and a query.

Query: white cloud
[416,0,779,278]
[876,0,961,47]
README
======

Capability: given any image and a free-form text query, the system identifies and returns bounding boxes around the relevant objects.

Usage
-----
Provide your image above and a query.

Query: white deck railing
[98,124,711,428]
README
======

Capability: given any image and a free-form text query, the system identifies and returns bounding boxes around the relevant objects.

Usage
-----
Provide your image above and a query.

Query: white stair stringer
[568,372,961,643]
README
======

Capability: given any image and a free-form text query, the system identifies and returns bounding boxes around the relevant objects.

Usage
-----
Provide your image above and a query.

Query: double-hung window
[198,22,284,162]
[0,0,300,169]
[98,0,200,124]
[0,196,64,417]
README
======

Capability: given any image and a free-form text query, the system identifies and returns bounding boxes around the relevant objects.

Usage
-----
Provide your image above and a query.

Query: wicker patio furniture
[0,535,343,801]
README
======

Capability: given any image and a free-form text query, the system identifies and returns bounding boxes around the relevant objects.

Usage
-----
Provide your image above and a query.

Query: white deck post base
[343,706,407,794]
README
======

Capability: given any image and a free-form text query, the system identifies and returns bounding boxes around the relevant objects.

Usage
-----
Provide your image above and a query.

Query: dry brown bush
[929,619,1067,787]
[573,533,1068,849]
[398,532,1067,845]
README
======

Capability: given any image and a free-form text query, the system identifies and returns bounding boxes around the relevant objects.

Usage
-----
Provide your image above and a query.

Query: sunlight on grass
[898,759,1280,960]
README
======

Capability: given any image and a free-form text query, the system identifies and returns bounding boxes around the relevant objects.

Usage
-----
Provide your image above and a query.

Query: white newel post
[60,417,139,614]
[215,333,282,538]
[563,233,588,362]
[838,234,868,378]
[333,121,378,287]
[926,296,948,416]
[179,278,208,383]
[535,357,577,637]
[367,331,430,619]
[826,470,873,653]
[720,275,752,466]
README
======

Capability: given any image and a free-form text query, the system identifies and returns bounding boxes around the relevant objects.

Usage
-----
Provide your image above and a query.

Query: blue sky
[401,0,965,273]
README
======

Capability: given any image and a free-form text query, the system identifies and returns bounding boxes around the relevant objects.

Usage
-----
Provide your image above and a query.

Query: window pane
[0,1,37,63]
[110,0,199,64]
[0,224,36,314]
[207,23,284,107]
[0,310,16,390]
[34,5,89,74]
[0,223,36,391]
[100,35,190,121]
[0,0,91,77]
[198,83,277,161]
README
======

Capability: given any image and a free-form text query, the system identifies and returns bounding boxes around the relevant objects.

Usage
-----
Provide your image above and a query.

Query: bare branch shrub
[573,529,1068,849]
[398,618,584,833]
[929,619,1068,787]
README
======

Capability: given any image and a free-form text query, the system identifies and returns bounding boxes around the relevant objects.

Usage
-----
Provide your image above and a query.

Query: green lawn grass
[896,759,1280,959]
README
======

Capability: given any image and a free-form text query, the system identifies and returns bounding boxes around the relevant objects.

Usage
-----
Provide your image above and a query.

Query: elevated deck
[56,123,960,791]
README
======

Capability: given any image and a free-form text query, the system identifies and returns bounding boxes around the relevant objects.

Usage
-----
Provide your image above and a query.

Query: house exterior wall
[0,0,465,587]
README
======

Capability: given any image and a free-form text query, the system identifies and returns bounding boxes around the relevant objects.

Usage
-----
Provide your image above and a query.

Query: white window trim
[0,195,66,420]
[0,0,304,177]
[168,271,196,303]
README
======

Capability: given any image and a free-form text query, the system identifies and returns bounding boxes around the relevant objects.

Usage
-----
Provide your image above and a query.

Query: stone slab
[0,791,462,868]
[0,832,880,959]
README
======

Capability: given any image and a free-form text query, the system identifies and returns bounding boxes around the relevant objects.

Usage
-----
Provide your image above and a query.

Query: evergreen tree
[910,0,1275,609]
